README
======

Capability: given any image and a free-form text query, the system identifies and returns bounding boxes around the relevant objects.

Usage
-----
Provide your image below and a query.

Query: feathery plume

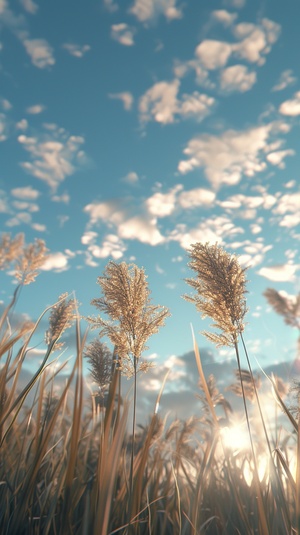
[264,288,300,329]
[0,233,24,270]
[15,238,48,285]
[88,261,170,376]
[84,339,113,394]
[184,242,248,347]
[227,369,261,402]
[45,293,77,350]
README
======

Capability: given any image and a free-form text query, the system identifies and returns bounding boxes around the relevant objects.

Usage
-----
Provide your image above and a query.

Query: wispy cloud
[62,43,91,58]
[272,69,297,92]
[20,0,38,14]
[108,92,134,110]
[111,23,135,46]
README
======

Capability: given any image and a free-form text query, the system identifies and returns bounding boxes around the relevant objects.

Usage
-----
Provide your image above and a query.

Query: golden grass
[0,235,299,534]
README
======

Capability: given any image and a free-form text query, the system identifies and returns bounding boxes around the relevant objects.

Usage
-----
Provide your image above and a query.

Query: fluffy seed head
[184,242,248,347]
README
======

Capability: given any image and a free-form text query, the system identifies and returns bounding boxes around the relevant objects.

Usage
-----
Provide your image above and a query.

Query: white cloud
[18,128,86,192]
[178,187,216,208]
[279,91,300,116]
[178,124,276,188]
[169,216,243,250]
[195,40,232,70]
[272,69,297,92]
[20,0,38,14]
[111,23,135,46]
[130,0,182,22]
[123,171,139,184]
[88,234,126,260]
[139,80,179,124]
[224,0,245,7]
[118,215,164,245]
[103,0,118,12]
[139,80,215,124]
[146,184,182,217]
[0,113,9,141]
[12,200,39,212]
[41,252,69,272]
[232,19,281,65]
[51,193,70,203]
[1,98,12,110]
[31,222,46,232]
[274,192,300,214]
[84,199,165,247]
[62,43,91,58]
[211,10,237,26]
[220,64,256,92]
[266,149,295,168]
[23,38,55,68]
[179,92,215,120]
[26,104,45,114]
[108,92,134,110]
[257,264,299,282]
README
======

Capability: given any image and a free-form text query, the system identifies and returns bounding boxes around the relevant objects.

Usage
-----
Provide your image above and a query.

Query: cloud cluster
[139,80,215,124]
[178,121,291,188]
[18,125,86,192]
[130,0,182,22]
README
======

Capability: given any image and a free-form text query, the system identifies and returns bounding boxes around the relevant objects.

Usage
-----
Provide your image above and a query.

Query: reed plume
[45,293,77,350]
[89,261,170,375]
[184,242,248,347]
[84,339,113,395]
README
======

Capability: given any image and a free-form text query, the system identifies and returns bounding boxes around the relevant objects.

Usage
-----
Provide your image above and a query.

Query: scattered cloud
[83,232,126,261]
[223,0,246,8]
[0,113,9,141]
[130,0,182,22]
[169,215,243,250]
[178,122,288,189]
[23,38,55,68]
[139,79,215,124]
[266,149,295,168]
[257,263,299,282]
[118,215,164,245]
[272,69,297,92]
[220,64,256,92]
[18,127,86,192]
[146,184,182,217]
[232,19,280,65]
[122,171,139,184]
[41,252,69,272]
[108,92,134,110]
[62,43,91,58]
[211,10,237,26]
[103,0,118,11]
[195,40,232,70]
[279,91,300,116]
[178,187,216,208]
[111,23,135,46]
[26,104,46,114]
[19,0,38,14]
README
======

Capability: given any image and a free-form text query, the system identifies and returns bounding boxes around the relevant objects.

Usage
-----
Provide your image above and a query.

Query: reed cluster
[0,234,299,535]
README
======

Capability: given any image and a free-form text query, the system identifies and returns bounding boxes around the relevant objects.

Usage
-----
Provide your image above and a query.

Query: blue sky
[0,0,300,400]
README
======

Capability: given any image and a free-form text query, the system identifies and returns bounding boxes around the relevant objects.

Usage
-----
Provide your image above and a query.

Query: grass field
[0,234,299,535]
